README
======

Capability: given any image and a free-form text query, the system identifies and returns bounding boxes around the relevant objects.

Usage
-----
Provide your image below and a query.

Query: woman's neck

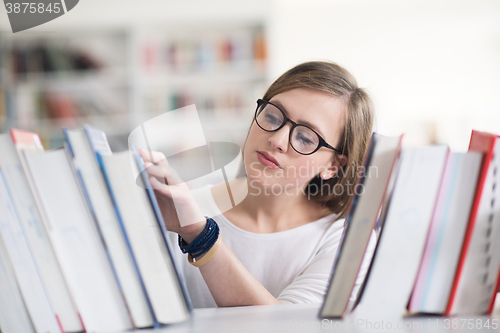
[211,178,333,233]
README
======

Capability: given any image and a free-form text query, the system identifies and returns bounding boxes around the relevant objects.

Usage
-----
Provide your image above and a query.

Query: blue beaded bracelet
[178,217,220,259]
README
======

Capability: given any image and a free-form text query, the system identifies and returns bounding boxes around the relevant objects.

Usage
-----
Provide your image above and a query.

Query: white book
[0,169,61,333]
[99,150,190,324]
[409,151,482,314]
[23,148,132,333]
[0,132,80,333]
[64,126,154,328]
[320,133,403,318]
[449,133,500,315]
[351,145,449,319]
[0,175,35,333]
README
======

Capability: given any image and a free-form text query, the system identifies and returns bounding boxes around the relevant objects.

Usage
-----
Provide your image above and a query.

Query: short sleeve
[277,227,377,305]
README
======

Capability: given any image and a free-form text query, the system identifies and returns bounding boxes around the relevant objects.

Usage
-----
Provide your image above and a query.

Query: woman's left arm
[197,238,281,306]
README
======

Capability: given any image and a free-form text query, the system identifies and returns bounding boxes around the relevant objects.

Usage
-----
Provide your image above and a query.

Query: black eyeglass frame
[254,99,343,156]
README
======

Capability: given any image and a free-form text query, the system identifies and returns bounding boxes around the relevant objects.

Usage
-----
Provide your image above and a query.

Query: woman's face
[244,88,347,193]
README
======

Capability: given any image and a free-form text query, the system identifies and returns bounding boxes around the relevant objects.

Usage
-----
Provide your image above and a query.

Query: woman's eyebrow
[272,100,326,138]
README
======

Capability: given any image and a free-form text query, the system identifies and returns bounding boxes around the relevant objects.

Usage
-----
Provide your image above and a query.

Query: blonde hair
[243,61,374,218]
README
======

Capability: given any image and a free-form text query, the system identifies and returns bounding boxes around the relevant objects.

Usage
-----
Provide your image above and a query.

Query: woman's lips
[257,151,281,169]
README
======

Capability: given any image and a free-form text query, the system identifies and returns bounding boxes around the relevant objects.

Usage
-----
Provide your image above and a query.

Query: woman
[140,61,375,308]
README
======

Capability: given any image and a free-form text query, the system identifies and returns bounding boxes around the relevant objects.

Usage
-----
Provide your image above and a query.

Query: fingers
[149,174,192,204]
[144,163,167,180]
[138,148,167,165]
[138,148,152,163]
[144,160,184,186]
[149,176,171,196]
[137,148,185,186]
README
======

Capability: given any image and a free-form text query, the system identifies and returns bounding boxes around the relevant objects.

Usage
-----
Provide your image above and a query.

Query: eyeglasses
[254,99,343,156]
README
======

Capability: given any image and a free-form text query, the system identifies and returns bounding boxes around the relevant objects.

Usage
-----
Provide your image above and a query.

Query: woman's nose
[268,123,292,152]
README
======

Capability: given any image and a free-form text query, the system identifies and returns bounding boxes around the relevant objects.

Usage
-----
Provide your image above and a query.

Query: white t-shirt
[170,185,376,308]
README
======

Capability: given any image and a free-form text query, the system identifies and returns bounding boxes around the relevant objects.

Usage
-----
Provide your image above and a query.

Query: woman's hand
[138,148,206,243]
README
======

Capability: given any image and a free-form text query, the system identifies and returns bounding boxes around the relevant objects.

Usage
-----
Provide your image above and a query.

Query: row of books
[0,127,191,333]
[141,30,266,73]
[2,123,498,332]
[320,130,500,319]
[41,91,126,120]
[12,88,127,132]
[8,44,103,79]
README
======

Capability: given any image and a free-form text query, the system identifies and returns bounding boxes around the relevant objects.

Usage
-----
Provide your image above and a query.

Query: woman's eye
[265,113,281,124]
[297,133,314,146]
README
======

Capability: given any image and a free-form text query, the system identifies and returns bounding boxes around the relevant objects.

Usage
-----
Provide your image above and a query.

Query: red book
[10,128,44,151]
[446,130,500,315]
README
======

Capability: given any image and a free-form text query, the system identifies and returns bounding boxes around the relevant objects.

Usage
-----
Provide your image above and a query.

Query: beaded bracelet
[178,217,220,260]
[187,234,221,267]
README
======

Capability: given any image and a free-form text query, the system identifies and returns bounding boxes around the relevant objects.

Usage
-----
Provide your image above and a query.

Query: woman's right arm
[139,149,280,306]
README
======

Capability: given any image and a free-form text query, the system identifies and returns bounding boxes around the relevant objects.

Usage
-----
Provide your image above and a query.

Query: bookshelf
[132,24,267,148]
[0,29,131,149]
[0,23,268,150]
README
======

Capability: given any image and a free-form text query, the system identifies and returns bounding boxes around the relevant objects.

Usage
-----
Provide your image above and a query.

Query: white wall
[0,0,268,30]
[268,0,500,150]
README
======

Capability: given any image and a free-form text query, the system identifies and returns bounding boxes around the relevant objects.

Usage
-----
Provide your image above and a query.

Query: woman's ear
[335,154,347,168]
[320,154,347,180]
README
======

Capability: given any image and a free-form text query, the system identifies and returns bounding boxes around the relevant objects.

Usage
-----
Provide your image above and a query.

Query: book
[351,145,449,319]
[408,151,483,314]
[320,133,403,318]
[446,130,500,315]
[0,167,64,333]
[0,129,81,333]
[64,126,154,328]
[23,148,132,332]
[133,148,193,314]
[98,150,191,325]
[0,171,36,333]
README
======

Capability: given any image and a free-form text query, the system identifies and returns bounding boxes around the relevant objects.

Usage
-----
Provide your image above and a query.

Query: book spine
[487,146,500,314]
[62,128,74,157]
[132,148,194,313]
[329,134,378,278]
[319,134,378,318]
[84,125,112,155]
[345,136,403,316]
[445,133,494,314]
[96,152,160,328]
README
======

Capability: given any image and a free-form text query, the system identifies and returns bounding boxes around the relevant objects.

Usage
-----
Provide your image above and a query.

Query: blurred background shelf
[132,24,267,151]
[0,20,268,150]
[1,0,500,152]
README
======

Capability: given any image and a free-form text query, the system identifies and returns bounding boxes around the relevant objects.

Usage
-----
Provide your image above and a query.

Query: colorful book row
[0,127,191,333]
[321,130,500,319]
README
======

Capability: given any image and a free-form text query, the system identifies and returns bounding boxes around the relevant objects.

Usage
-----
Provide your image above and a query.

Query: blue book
[132,147,193,314]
